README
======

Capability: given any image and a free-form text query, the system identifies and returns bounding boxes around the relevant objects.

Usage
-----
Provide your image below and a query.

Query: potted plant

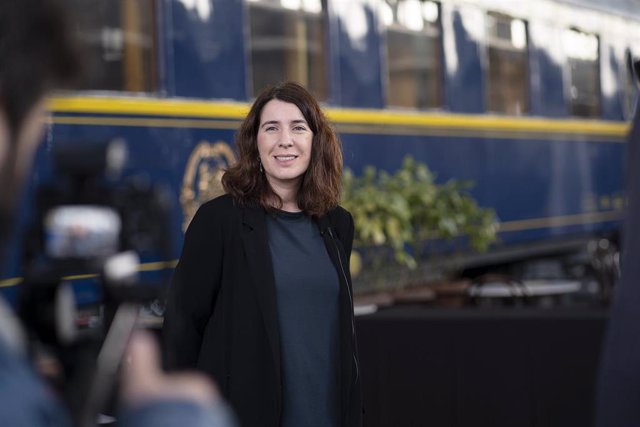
[342,156,498,304]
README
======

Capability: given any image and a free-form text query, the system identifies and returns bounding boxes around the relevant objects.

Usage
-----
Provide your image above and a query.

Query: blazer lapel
[241,206,282,376]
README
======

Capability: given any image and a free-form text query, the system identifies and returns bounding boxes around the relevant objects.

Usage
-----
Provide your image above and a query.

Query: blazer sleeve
[162,202,223,371]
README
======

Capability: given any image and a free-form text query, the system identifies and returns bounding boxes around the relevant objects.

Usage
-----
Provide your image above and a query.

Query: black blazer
[162,194,362,427]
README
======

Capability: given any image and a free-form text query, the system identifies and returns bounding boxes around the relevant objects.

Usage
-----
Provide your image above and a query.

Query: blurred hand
[121,330,220,407]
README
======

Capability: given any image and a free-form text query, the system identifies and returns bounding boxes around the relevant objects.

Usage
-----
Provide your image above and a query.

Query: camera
[19,138,173,426]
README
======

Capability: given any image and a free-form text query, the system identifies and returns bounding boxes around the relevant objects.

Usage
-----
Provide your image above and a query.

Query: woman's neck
[268,179,301,212]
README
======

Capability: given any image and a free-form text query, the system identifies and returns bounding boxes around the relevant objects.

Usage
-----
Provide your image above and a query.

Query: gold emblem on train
[181,141,236,231]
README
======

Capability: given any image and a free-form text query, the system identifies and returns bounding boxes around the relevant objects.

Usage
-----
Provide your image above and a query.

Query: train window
[382,0,442,110]
[64,0,157,92]
[247,0,327,100]
[485,13,529,115]
[563,29,600,117]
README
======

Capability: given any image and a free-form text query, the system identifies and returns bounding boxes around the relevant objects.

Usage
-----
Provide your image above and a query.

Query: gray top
[266,210,340,427]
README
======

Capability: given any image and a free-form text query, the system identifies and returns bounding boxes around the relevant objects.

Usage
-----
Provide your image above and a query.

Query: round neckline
[272,209,306,220]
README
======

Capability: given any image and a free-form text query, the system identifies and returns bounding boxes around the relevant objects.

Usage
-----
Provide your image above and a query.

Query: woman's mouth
[274,155,298,161]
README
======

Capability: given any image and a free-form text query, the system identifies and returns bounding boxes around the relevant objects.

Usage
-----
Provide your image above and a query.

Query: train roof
[557,0,640,20]
[448,0,640,41]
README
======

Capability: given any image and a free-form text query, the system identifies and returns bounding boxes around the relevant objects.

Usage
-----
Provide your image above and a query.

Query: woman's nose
[278,130,294,147]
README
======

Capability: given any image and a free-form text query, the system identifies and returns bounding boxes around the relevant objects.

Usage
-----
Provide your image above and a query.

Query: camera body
[19,138,173,425]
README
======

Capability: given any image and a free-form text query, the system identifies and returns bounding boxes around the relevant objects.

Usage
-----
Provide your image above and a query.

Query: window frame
[382,0,444,111]
[245,0,328,100]
[65,0,159,94]
[562,27,602,118]
[484,11,530,116]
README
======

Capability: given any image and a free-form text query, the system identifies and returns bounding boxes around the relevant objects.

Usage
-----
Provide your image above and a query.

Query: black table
[356,307,609,427]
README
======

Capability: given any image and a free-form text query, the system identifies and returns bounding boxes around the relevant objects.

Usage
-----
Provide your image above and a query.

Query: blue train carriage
[1,0,639,304]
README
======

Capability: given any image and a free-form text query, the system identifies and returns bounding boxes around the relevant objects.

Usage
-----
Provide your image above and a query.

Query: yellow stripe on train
[49,95,630,138]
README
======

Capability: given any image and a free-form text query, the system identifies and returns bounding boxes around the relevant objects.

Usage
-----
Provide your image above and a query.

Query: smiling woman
[162,82,362,427]
[222,81,343,216]
[256,99,313,211]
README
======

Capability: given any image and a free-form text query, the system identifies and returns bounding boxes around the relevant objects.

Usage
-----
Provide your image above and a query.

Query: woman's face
[257,99,313,193]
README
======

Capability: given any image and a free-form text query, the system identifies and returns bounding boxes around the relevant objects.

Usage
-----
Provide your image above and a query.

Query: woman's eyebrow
[260,120,279,128]
[260,119,307,128]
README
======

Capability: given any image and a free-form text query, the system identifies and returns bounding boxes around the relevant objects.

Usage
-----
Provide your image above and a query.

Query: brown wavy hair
[222,82,342,216]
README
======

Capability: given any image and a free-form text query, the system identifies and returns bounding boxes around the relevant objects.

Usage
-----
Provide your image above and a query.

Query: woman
[163,82,362,427]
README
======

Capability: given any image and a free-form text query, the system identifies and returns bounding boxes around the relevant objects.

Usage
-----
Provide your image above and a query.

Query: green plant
[341,156,498,269]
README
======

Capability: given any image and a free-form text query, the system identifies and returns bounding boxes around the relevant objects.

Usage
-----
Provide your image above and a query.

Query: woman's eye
[265,126,277,132]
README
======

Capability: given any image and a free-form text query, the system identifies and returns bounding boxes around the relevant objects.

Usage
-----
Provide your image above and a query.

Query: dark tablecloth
[356,307,609,427]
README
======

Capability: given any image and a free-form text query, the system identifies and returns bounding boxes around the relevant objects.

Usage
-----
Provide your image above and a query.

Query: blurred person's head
[222,82,343,216]
[0,0,79,250]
